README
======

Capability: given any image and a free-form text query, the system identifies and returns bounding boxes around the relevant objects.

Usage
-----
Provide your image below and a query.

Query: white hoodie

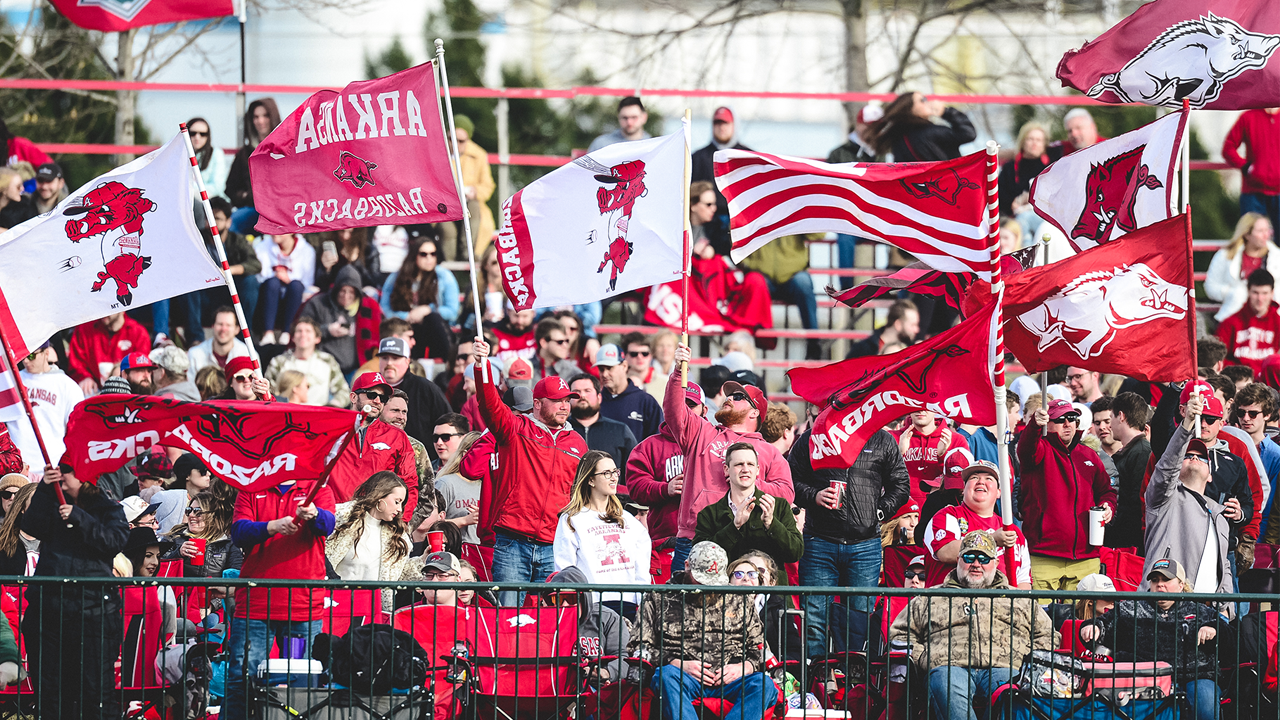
[553,508,652,604]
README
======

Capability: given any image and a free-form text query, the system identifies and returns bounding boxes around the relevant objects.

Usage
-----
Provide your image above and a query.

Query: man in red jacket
[224,478,335,720]
[1223,107,1280,232]
[1018,399,1118,592]
[895,411,970,493]
[1218,268,1280,374]
[472,338,587,606]
[66,312,151,395]
[329,371,418,517]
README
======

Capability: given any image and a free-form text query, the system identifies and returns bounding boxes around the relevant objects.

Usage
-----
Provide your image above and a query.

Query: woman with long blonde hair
[1204,211,1279,321]
[326,471,415,613]
[163,487,242,579]
[0,483,39,575]
[553,450,651,619]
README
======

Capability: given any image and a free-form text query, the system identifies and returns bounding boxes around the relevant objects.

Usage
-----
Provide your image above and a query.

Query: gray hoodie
[545,565,629,681]
[156,380,201,403]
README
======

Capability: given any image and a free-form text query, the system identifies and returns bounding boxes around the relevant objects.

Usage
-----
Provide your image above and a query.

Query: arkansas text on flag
[250,63,461,235]
[0,134,225,358]
[64,395,358,491]
[50,0,234,32]
[1058,0,1280,110]
[1002,213,1195,382]
[788,299,999,470]
[715,150,994,278]
[495,128,686,310]
[1029,110,1185,253]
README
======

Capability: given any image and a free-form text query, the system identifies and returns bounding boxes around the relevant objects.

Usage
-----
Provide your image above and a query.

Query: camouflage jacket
[628,590,765,670]
[888,570,1059,672]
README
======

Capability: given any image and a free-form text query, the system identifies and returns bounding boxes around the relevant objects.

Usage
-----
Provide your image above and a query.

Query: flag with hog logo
[1029,110,1185,253]
[1002,214,1195,382]
[0,133,225,358]
[1058,0,1280,110]
[495,123,687,310]
[249,63,461,235]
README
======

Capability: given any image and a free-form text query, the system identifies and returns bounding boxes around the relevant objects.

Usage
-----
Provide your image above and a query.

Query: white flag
[0,134,225,356]
[1029,110,1186,253]
[494,125,687,310]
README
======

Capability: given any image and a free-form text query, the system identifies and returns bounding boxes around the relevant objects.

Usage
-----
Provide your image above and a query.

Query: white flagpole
[681,109,692,389]
[435,39,485,334]
[179,124,262,372]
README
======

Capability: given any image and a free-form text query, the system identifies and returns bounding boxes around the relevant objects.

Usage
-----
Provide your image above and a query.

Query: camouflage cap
[687,541,729,586]
[958,530,998,559]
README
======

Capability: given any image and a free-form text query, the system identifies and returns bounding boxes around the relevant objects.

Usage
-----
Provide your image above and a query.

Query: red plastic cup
[427,531,444,553]
[190,538,207,566]
[829,480,847,509]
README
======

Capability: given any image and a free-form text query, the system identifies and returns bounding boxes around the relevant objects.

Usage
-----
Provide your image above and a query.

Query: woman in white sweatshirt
[553,450,651,620]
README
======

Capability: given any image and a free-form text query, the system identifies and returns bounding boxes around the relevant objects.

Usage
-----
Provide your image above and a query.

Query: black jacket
[998,151,1061,216]
[1084,598,1233,679]
[691,140,751,256]
[790,428,910,543]
[162,533,244,579]
[395,371,452,456]
[827,139,877,164]
[23,482,129,613]
[1203,439,1254,548]
[891,108,976,162]
[569,415,637,483]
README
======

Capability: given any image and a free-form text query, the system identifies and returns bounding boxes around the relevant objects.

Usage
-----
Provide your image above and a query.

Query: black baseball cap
[35,163,62,182]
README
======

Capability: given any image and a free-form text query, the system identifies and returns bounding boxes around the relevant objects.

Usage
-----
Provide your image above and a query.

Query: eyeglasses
[422,571,459,581]
[1240,409,1266,419]
[232,373,254,383]
[961,552,995,565]
[184,507,205,517]
[1184,453,1207,464]
[1050,414,1080,424]
[904,570,926,580]
[0,490,17,501]
[359,390,389,403]
[547,593,578,607]
[628,350,651,358]
[1202,415,1223,424]
[593,469,621,480]
[1065,373,1087,383]
[731,570,758,581]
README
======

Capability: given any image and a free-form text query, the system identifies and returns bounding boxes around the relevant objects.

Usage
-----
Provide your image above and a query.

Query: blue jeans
[491,532,555,606]
[223,617,322,720]
[928,666,1012,720]
[800,535,882,658]
[184,274,260,342]
[261,277,305,333]
[230,206,259,235]
[671,537,694,574]
[651,665,777,720]
[766,272,818,330]
[835,234,857,289]
[1241,193,1280,237]
[1182,679,1219,720]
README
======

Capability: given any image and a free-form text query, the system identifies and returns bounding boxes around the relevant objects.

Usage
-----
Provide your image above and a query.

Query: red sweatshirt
[1223,109,1280,196]
[66,317,152,384]
[465,430,498,544]
[232,480,336,620]
[1016,416,1117,560]
[624,423,684,544]
[894,419,970,490]
[1218,302,1280,374]
[328,419,418,517]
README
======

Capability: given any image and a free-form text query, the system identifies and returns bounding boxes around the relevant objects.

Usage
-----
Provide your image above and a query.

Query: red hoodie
[328,419,419,517]
[1223,109,1280,196]
[1017,415,1117,560]
[1218,302,1280,375]
[465,430,498,544]
[66,316,152,384]
[894,419,970,490]
[624,423,684,543]
[233,480,336,620]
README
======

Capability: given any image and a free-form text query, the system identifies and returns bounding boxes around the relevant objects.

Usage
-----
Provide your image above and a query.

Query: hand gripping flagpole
[179,124,263,378]
[986,143,1016,554]
[680,109,692,388]
[0,334,66,506]
[435,39,486,334]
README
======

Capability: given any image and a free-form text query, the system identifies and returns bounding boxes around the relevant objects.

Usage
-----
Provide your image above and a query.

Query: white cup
[1088,507,1106,546]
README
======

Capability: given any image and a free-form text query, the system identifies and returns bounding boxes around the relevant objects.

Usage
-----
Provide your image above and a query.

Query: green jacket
[0,604,21,669]
[693,488,804,581]
[737,234,811,285]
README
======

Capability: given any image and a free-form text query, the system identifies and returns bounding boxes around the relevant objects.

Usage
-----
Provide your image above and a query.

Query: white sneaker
[261,330,276,345]
[278,332,290,347]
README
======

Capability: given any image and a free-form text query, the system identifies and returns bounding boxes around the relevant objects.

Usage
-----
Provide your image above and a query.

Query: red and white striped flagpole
[179,124,262,373]
[986,142,1016,551]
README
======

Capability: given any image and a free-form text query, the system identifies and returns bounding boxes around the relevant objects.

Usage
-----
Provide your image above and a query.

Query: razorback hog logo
[333,151,378,189]
[1087,13,1280,108]
[63,181,156,307]
[1072,146,1162,244]
[1016,262,1187,360]
[829,342,971,412]
[899,169,980,206]
[574,156,648,292]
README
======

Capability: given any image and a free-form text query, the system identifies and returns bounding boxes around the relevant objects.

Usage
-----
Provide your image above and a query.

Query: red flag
[1002,214,1195,382]
[64,396,358,490]
[830,246,1037,311]
[1057,0,1280,110]
[249,63,462,235]
[788,300,999,470]
[49,0,234,31]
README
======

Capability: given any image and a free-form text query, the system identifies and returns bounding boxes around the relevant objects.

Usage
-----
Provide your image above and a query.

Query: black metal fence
[0,576,1276,720]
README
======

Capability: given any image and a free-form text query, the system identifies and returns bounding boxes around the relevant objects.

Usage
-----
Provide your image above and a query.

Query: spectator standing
[4,340,82,471]
[846,299,918,359]
[23,462,129,720]
[827,104,882,164]
[443,116,496,258]
[889,531,1058,720]
[869,92,976,163]
[187,117,229,200]
[329,372,419,515]
[1088,396,1123,456]
[1106,393,1154,551]
[1066,367,1105,403]
[531,318,579,382]
[568,374,637,482]
[163,487,243,580]
[1223,106,1280,232]
[1018,399,1117,591]
[693,442,802,579]
[472,338,588,605]
[791,424,909,656]
[67,312,151,393]
[690,107,752,255]
[0,117,51,167]
[625,382,703,553]
[186,307,249,381]
[1205,213,1280,321]
[264,318,350,407]
[432,413,470,473]
[224,474,334,720]
[896,411,971,492]
[0,168,34,230]
[596,344,663,441]
[1188,387,1255,572]
[1235,385,1280,541]
[188,197,262,342]
[553,450,651,618]
[760,403,797,456]
[380,238,459,361]
[1218,268,1280,373]
[999,122,1059,238]
[587,96,652,152]
[222,356,272,401]
[922,460,1033,589]
[224,98,281,234]
[434,431,483,547]
[628,541,778,720]
[31,162,66,215]
[377,337,451,448]
[738,234,822,359]
[326,472,414,613]
[151,453,212,534]
[1062,108,1104,153]
[315,228,381,293]
[150,346,200,401]
[487,304,537,365]
[620,332,666,402]
[380,391,432,487]
[254,232,316,346]
[0,482,39,576]
[299,264,382,377]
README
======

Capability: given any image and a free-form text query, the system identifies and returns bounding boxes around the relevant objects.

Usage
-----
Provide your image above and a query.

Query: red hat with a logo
[940,447,976,490]
[721,381,766,412]
[1179,380,1224,416]
[892,494,923,520]
[507,357,533,381]
[352,371,392,394]
[533,375,578,401]
[119,352,155,372]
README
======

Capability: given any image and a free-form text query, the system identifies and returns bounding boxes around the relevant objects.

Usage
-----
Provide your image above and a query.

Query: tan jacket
[459,140,496,253]
[888,570,1059,672]
[325,502,415,613]
[628,590,765,670]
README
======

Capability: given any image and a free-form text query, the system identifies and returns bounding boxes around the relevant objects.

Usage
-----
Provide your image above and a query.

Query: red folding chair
[392,603,478,720]
[464,606,583,720]
[322,588,387,638]
[119,586,172,718]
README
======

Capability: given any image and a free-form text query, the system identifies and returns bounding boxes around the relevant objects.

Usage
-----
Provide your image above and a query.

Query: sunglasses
[1202,415,1223,424]
[1049,414,1080,424]
[434,433,459,444]
[548,338,570,345]
[547,593,578,607]
[359,390,389,403]
[731,569,758,581]
[961,552,995,565]
[628,350,651,358]
[729,391,749,403]
[189,130,209,137]
[184,507,205,517]
[904,570,926,580]
[0,490,17,501]
[232,373,254,383]
[1240,409,1266,419]
[1184,453,1207,463]
[418,251,435,258]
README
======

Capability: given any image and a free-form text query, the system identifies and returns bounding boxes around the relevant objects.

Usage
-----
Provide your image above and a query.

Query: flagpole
[985,142,1014,534]
[1180,99,1190,214]
[235,0,247,148]
[435,39,486,331]
[680,109,692,389]
[0,330,65,506]
[1039,238,1049,437]
[180,124,262,375]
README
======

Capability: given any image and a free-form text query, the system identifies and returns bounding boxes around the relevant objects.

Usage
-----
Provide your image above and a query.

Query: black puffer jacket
[23,482,129,614]
[1084,598,1234,679]
[790,428,910,543]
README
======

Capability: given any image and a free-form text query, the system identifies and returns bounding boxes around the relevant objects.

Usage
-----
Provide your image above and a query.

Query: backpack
[314,623,429,694]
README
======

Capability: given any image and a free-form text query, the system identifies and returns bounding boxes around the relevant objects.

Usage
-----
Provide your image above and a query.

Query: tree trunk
[841,0,869,127]
[114,28,138,166]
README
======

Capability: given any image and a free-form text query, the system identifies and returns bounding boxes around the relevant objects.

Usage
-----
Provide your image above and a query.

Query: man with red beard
[896,411,970,493]
[664,344,793,572]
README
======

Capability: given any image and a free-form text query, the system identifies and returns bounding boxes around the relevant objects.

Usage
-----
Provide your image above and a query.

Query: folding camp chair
[461,605,585,720]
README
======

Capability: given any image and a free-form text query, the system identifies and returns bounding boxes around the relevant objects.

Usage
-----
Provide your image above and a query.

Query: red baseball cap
[721,381,766,411]
[940,447,976,490]
[1179,381,1224,415]
[534,375,578,401]
[507,357,533,381]
[352,371,392,394]
[1047,399,1077,420]
[119,352,156,372]
[712,107,734,124]
[684,381,704,406]
[223,356,256,382]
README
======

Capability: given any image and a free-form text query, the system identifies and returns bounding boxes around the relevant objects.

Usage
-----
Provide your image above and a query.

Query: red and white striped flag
[714,150,996,278]
[0,354,19,419]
